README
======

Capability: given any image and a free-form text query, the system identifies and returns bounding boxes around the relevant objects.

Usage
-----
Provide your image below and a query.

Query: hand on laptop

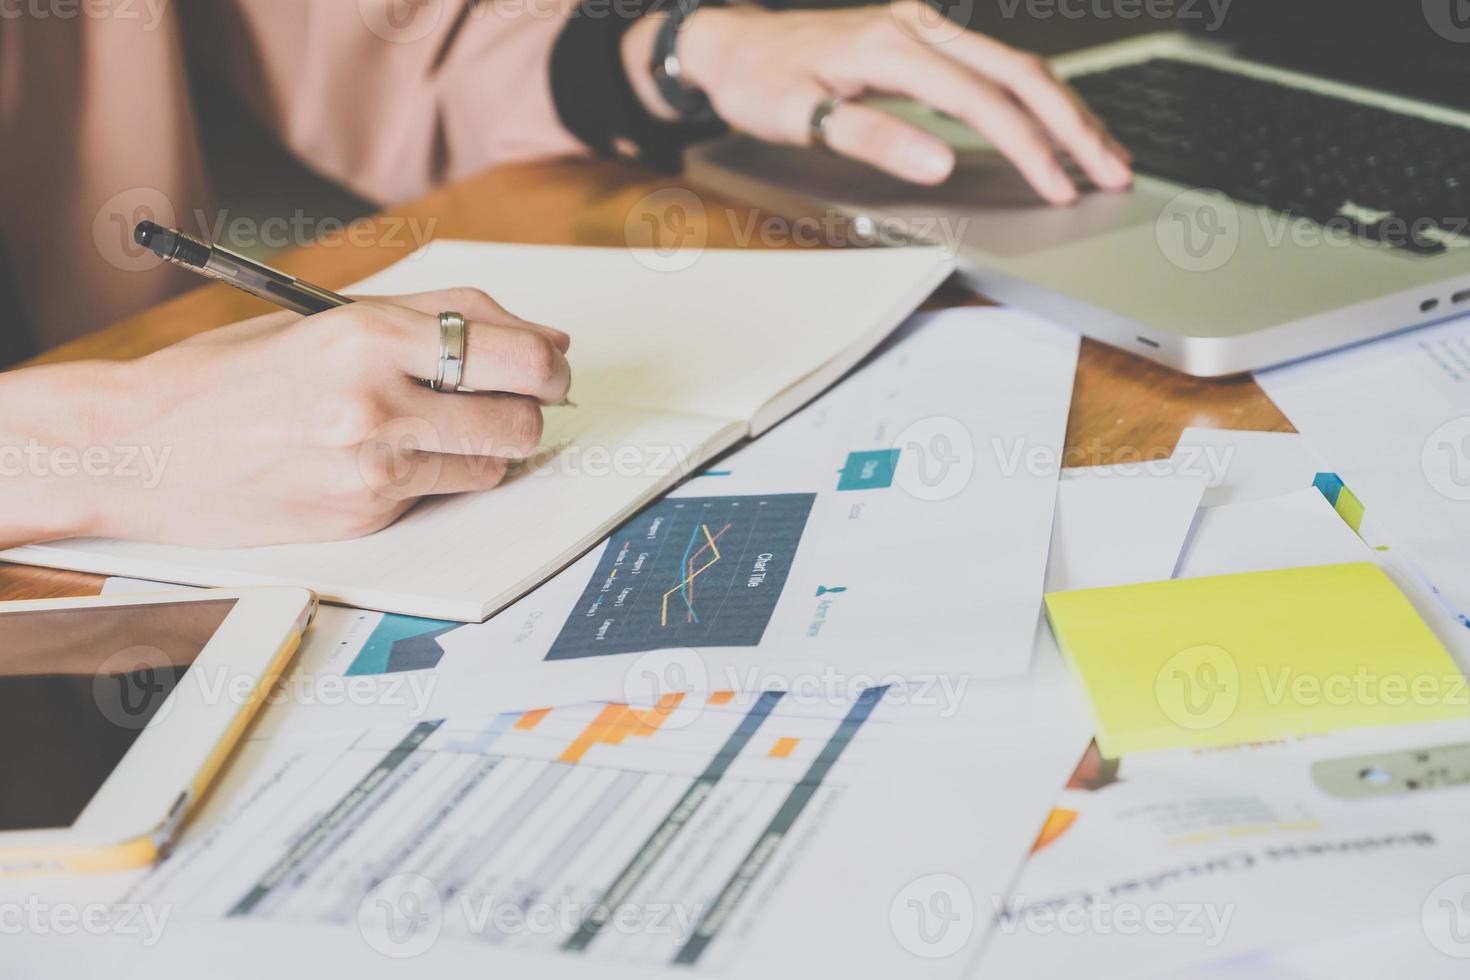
[0,289,571,550]
[628,1,1132,203]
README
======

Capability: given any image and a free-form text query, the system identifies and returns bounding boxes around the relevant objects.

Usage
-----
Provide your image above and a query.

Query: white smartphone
[0,587,316,875]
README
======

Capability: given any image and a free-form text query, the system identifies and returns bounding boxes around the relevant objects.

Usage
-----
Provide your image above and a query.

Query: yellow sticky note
[1044,563,1468,757]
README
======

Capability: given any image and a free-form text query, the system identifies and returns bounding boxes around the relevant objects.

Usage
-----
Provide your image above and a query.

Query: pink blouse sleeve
[189,0,590,206]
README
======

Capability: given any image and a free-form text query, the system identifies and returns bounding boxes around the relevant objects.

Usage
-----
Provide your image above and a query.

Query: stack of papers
[11,235,1470,977]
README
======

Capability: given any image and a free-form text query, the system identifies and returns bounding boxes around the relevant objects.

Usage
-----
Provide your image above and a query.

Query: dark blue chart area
[344,615,458,676]
[545,493,816,661]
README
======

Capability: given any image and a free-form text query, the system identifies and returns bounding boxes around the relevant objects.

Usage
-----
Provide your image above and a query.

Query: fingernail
[1049,170,1078,203]
[1103,154,1132,187]
[909,146,953,184]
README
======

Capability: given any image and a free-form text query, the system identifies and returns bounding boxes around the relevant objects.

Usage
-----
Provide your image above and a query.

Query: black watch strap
[650,0,723,124]
[550,0,728,173]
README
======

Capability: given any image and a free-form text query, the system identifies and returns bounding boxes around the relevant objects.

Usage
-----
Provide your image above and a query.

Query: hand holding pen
[135,221,575,404]
[4,226,582,548]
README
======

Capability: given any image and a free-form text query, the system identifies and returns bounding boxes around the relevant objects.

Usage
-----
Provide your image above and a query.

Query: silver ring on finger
[433,310,467,392]
[809,95,845,151]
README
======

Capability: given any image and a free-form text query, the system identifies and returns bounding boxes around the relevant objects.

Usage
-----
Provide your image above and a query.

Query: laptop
[686,1,1470,376]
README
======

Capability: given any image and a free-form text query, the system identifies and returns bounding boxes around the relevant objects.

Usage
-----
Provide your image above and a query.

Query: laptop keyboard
[1069,57,1470,256]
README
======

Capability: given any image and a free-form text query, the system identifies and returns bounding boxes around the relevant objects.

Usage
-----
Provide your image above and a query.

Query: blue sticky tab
[837,449,901,491]
[1313,471,1345,507]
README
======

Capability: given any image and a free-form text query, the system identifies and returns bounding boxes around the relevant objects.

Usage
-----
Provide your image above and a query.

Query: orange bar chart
[559,693,685,764]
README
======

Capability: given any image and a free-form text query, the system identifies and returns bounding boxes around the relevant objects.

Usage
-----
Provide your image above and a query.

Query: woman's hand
[625,2,1131,203]
[0,288,571,549]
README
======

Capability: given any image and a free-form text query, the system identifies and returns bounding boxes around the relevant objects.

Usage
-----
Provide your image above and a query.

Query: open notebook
[7,241,955,620]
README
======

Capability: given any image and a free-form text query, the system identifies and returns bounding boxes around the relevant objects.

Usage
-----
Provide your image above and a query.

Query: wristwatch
[649,0,722,124]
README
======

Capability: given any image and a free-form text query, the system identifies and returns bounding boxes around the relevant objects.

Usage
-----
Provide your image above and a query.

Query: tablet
[0,587,316,875]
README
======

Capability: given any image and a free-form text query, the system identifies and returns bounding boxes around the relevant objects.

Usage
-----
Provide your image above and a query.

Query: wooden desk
[0,158,1289,602]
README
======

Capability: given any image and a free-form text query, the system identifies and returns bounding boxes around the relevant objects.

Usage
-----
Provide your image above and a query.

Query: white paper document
[3,242,955,622]
[1256,314,1470,620]
[433,307,1077,698]
[1173,487,1374,580]
[977,718,1470,980]
[1047,466,1207,593]
[1170,427,1327,508]
[1193,918,1470,980]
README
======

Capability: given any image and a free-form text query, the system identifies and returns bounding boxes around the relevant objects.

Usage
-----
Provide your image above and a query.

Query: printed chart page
[439,307,1077,701]
[239,306,1080,733]
[4,670,1091,980]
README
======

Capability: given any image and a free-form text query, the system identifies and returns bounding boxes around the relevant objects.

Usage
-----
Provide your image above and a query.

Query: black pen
[134,221,353,316]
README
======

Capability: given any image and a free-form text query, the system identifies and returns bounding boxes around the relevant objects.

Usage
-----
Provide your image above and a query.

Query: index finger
[842,32,1077,202]
[906,22,1132,190]
[359,287,572,354]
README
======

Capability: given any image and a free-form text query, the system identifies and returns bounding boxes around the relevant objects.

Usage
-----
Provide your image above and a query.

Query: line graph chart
[546,494,815,660]
[661,520,732,626]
